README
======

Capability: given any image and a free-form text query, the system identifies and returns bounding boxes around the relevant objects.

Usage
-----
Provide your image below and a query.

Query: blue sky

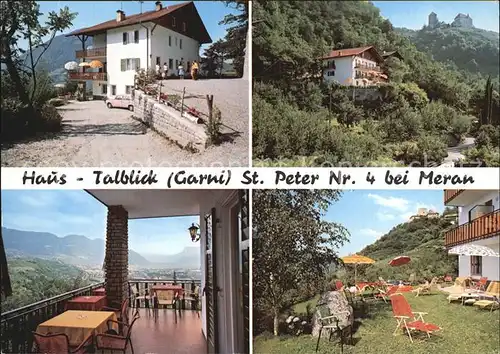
[373,1,499,32]
[1,190,198,256]
[29,1,239,52]
[326,190,444,257]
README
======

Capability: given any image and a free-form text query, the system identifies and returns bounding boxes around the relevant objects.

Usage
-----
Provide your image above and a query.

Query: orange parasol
[341,254,375,283]
[389,256,411,267]
[89,60,104,68]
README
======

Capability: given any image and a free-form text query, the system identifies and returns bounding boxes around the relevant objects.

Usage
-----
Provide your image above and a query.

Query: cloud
[376,211,396,221]
[359,228,382,239]
[367,193,410,211]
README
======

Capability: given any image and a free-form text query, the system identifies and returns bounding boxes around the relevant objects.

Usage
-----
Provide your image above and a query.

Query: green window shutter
[121,59,126,72]
[135,58,140,70]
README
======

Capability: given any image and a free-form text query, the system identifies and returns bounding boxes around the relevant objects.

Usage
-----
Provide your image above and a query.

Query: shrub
[463,146,500,167]
[474,124,500,148]
[390,134,447,166]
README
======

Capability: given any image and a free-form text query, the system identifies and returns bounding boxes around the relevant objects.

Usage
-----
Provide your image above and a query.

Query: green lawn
[254,292,499,354]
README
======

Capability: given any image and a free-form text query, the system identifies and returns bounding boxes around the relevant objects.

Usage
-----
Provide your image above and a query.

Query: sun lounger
[390,293,441,343]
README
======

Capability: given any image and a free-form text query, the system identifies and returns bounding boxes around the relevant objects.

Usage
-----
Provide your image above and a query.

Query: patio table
[66,295,107,311]
[151,285,185,296]
[36,310,117,347]
[461,292,481,305]
[92,287,106,296]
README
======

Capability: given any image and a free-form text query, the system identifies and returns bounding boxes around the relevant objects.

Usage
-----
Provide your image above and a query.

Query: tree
[253,190,349,336]
[201,40,226,77]
[0,1,76,110]
[219,0,248,77]
[481,76,494,126]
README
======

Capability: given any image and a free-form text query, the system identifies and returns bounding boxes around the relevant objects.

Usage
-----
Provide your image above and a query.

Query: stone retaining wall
[132,90,208,151]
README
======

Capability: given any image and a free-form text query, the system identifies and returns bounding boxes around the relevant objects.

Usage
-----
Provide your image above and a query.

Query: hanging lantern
[188,223,200,242]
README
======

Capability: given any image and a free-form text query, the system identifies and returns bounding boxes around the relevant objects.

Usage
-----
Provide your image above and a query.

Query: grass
[254,292,500,354]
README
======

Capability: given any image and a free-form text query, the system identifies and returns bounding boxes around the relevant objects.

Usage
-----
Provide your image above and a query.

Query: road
[440,137,476,167]
[1,87,249,167]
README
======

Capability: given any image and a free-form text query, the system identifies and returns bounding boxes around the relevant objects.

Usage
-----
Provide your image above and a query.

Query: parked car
[105,95,134,111]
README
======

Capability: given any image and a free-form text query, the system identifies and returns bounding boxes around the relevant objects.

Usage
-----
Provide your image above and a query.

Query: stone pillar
[104,205,129,308]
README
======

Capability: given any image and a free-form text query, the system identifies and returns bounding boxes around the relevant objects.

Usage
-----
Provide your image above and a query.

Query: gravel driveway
[2,79,249,167]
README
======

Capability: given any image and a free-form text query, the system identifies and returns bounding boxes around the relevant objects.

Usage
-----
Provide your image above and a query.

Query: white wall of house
[198,190,242,354]
[105,24,150,96]
[323,56,353,85]
[150,25,200,75]
[458,191,499,225]
[457,236,500,281]
[93,33,107,49]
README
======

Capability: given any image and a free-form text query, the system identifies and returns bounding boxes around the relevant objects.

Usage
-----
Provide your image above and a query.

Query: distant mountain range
[2,227,200,269]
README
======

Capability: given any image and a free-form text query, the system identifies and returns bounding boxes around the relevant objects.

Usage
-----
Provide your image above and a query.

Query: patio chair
[184,285,201,317]
[471,277,488,292]
[33,332,93,354]
[97,312,140,354]
[314,304,352,353]
[389,293,441,343]
[130,285,154,309]
[374,285,400,303]
[412,277,438,297]
[157,289,178,309]
[102,298,131,334]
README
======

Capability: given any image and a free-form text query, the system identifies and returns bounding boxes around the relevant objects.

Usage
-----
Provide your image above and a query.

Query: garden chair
[33,332,93,354]
[473,296,500,312]
[314,304,352,353]
[97,312,140,354]
[184,285,201,317]
[130,285,154,310]
[412,277,438,297]
[157,289,178,309]
[374,285,400,303]
[102,298,131,334]
[472,277,488,291]
[389,293,441,343]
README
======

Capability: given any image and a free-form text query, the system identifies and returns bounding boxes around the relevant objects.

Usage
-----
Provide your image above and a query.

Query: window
[156,56,161,66]
[172,16,176,27]
[327,70,335,77]
[180,39,182,50]
[125,85,133,94]
[121,58,141,71]
[111,85,116,95]
[122,32,129,45]
[471,256,482,275]
[134,30,139,44]
[183,22,186,32]
[101,84,107,94]
[169,58,173,70]
[168,36,171,46]
[175,59,178,68]
[175,37,178,46]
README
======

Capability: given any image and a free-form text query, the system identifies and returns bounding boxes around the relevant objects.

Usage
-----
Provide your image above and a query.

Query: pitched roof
[66,1,211,44]
[321,46,383,62]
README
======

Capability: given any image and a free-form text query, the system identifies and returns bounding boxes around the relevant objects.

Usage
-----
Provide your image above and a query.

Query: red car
[105,95,134,111]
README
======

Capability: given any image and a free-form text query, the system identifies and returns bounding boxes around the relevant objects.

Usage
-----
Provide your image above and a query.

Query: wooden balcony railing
[355,64,382,72]
[444,190,465,204]
[128,278,201,310]
[0,282,104,353]
[75,47,106,58]
[445,209,500,247]
[68,72,107,81]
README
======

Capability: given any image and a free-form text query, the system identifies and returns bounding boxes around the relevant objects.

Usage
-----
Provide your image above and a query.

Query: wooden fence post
[206,94,214,124]
[181,87,186,115]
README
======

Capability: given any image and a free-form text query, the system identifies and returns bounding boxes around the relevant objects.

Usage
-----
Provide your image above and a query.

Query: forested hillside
[397,26,499,78]
[252,1,500,167]
[356,211,458,282]
[1,257,92,312]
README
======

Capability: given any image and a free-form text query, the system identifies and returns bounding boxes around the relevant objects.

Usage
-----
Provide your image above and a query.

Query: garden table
[66,295,107,311]
[36,310,117,347]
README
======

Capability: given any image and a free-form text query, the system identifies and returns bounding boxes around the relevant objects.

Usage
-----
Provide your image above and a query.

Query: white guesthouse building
[444,190,500,281]
[321,46,388,87]
[67,1,211,98]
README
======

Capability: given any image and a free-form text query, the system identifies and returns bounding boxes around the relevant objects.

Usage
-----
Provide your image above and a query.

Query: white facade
[150,25,200,76]
[82,22,202,97]
[322,54,382,87]
[455,191,500,281]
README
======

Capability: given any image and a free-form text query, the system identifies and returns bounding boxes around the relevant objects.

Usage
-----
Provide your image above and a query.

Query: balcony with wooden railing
[445,209,500,247]
[444,190,465,204]
[68,72,107,81]
[1,279,203,354]
[354,64,382,72]
[75,47,106,59]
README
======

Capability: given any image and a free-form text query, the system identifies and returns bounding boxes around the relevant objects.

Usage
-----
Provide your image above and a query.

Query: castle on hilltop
[427,12,474,29]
